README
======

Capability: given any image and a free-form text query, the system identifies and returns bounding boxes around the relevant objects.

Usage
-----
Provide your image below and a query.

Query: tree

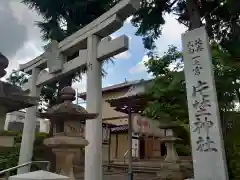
[0,131,49,173]
[22,0,240,103]
[144,44,240,121]
[22,0,118,41]
[143,46,188,123]
[6,70,28,88]
[131,0,240,58]
[144,44,240,179]
[6,70,55,112]
[22,0,118,104]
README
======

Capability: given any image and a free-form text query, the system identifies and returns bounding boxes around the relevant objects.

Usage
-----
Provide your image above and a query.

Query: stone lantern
[40,86,97,180]
[0,53,39,128]
[157,122,193,180]
[0,53,39,147]
[159,123,182,162]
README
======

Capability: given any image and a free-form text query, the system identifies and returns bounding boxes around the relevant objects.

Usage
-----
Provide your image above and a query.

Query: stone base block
[156,161,193,180]
[157,163,184,180]
[53,148,84,180]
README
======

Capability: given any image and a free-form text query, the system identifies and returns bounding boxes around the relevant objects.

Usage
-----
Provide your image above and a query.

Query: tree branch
[167,0,178,9]
[176,18,189,28]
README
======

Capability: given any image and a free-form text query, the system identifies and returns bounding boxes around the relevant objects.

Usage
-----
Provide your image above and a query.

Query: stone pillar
[4,112,11,131]
[182,27,228,180]
[85,35,102,180]
[163,129,179,162]
[18,68,42,174]
[54,149,75,180]
[0,106,7,131]
[164,140,179,162]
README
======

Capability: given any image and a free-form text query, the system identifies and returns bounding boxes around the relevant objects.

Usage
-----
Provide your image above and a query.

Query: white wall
[132,133,139,158]
[4,111,49,133]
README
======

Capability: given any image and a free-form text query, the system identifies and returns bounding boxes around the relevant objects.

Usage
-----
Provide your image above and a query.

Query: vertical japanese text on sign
[187,37,218,152]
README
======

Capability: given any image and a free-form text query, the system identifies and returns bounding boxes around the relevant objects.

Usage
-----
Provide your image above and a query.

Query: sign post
[182,26,229,180]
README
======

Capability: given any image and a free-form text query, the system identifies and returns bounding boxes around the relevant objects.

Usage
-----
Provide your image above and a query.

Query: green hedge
[0,131,49,174]
[175,144,191,156]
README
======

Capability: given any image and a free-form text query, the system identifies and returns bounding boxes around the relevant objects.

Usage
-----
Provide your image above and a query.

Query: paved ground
[104,173,158,180]
[104,172,128,180]
[77,172,158,180]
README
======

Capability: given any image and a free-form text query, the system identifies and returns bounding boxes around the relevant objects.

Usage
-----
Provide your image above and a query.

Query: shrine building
[78,79,167,161]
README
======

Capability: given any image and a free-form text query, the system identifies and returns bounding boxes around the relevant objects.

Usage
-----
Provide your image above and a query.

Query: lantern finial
[60,86,76,102]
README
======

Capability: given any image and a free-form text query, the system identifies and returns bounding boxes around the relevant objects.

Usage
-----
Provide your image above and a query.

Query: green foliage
[19,0,240,107]
[144,44,240,179]
[6,71,49,112]
[0,131,49,174]
[222,112,240,179]
[175,144,191,156]
[131,0,240,59]
[22,0,119,41]
[21,0,240,57]
[6,70,28,88]
[144,46,188,124]
[19,0,116,107]
[144,44,240,122]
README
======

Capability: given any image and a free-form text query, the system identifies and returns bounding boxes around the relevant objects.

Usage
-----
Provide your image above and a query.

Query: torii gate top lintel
[19,0,140,75]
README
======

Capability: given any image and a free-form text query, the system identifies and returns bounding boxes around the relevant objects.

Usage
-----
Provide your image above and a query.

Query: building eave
[78,79,152,100]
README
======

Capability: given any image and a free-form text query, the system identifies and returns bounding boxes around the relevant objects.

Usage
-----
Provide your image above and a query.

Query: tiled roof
[78,79,151,99]
[111,124,128,132]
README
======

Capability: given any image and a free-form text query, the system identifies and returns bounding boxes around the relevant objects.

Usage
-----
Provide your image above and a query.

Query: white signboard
[182,26,228,180]
[132,114,164,137]
[132,133,139,158]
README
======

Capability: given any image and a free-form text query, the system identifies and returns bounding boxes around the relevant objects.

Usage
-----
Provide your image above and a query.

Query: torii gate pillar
[85,35,103,180]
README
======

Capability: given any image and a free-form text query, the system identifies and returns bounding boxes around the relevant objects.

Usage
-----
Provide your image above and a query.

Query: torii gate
[17,1,140,180]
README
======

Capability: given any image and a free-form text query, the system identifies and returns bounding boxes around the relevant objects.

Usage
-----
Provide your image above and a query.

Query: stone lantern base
[156,161,193,180]
[161,136,181,162]
[53,149,77,179]
[156,163,184,180]
[44,136,88,180]
[165,140,179,162]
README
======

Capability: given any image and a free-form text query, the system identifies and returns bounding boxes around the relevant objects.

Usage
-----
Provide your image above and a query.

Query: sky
[0,0,187,94]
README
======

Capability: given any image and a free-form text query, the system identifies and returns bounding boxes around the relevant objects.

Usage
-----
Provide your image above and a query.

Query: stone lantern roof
[158,122,181,129]
[0,52,9,77]
[0,53,39,112]
[40,86,97,120]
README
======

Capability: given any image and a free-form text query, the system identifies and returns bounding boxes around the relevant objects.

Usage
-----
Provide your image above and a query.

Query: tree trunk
[186,0,202,30]
[204,13,214,38]
[235,88,240,104]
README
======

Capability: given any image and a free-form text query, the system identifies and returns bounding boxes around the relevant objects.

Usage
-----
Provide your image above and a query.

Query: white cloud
[156,14,186,55]
[72,75,87,93]
[125,16,133,24]
[0,0,28,58]
[104,83,114,87]
[147,72,154,79]
[1,0,45,78]
[7,41,43,74]
[114,51,131,59]
[129,55,149,74]
[129,14,186,74]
